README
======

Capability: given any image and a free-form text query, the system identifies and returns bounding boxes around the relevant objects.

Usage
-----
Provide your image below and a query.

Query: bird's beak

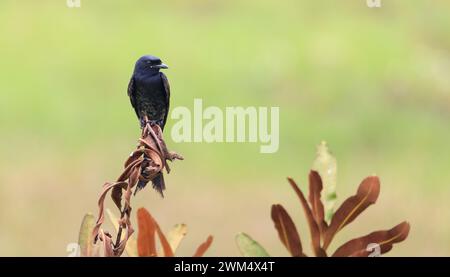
[155,63,169,69]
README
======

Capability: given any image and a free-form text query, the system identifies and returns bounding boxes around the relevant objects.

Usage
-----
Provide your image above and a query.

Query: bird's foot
[141,118,163,129]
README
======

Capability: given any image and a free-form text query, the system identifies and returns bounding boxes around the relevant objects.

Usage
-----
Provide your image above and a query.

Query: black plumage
[128,55,170,130]
[127,55,170,195]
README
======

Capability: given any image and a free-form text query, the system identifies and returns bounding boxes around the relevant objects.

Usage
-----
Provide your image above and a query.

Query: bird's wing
[127,76,139,118]
[160,72,171,129]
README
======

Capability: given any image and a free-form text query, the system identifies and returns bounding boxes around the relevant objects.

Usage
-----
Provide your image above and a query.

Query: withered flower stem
[114,208,126,248]
[92,122,183,257]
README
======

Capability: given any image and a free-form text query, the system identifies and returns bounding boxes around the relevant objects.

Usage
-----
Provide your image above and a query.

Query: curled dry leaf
[271,204,305,257]
[92,181,133,257]
[98,230,115,257]
[106,209,137,257]
[332,221,410,257]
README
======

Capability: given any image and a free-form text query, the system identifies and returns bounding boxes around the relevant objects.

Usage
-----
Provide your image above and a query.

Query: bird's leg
[139,118,146,129]
[141,115,163,129]
[139,114,154,129]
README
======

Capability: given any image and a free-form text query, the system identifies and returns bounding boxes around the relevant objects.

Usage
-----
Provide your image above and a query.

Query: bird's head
[134,55,168,73]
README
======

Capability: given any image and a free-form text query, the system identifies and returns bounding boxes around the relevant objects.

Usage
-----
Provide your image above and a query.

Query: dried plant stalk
[92,122,182,256]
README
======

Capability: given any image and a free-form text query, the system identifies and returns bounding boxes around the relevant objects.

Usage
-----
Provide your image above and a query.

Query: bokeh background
[0,0,449,256]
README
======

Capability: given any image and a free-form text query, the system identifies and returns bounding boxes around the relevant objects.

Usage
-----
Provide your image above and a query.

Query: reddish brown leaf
[193,235,214,257]
[154,221,175,257]
[271,204,305,257]
[323,176,380,250]
[308,171,328,236]
[137,208,157,257]
[137,208,174,257]
[288,178,327,257]
[332,221,410,257]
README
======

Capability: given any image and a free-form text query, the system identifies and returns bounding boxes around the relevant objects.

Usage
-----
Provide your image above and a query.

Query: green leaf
[78,213,96,257]
[235,232,270,257]
[312,141,337,222]
[167,224,188,253]
[106,208,138,257]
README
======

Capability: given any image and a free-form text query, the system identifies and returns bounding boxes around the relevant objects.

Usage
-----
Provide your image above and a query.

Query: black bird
[128,55,170,129]
[127,55,170,196]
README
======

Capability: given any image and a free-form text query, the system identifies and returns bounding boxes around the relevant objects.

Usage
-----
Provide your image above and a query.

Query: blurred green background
[0,0,449,256]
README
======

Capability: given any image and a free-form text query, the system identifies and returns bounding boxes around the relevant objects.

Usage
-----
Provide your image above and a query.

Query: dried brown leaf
[98,230,115,257]
[271,204,305,257]
[124,149,144,168]
[113,216,134,256]
[118,158,142,182]
[332,221,410,257]
[323,176,380,249]
[128,167,140,190]
[106,209,138,257]
[93,182,126,240]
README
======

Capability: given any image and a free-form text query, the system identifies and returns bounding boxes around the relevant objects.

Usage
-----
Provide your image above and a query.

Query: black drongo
[127,55,170,195]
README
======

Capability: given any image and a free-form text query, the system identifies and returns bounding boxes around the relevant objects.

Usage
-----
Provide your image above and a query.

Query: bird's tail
[134,119,166,197]
[134,172,165,197]
[152,172,165,197]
